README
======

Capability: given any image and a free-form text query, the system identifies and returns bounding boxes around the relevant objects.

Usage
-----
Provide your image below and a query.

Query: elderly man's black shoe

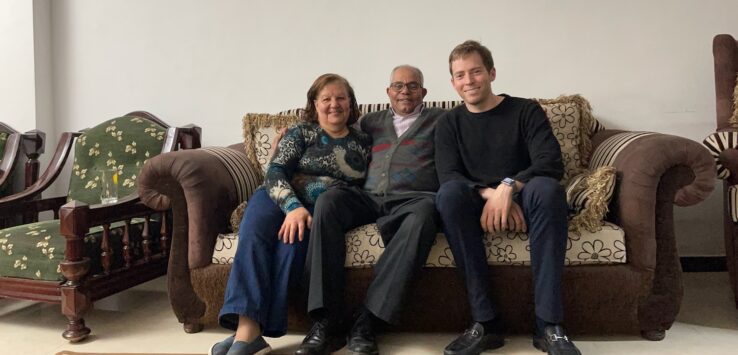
[444,322,505,355]
[532,325,581,355]
[295,319,345,355]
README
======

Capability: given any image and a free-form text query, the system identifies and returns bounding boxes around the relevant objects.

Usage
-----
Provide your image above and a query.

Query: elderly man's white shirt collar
[390,104,424,137]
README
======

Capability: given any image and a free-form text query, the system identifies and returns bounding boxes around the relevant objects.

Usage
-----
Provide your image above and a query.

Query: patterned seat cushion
[0,218,159,281]
[212,221,625,267]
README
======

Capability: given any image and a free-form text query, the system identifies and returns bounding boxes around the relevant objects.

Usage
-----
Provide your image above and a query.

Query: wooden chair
[0,123,44,227]
[0,111,201,342]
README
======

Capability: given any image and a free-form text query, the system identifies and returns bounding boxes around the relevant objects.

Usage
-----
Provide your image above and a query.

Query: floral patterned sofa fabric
[213,221,625,268]
[67,116,166,205]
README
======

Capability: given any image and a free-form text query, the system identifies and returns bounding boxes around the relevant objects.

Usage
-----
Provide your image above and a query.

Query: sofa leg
[640,329,666,341]
[184,321,204,333]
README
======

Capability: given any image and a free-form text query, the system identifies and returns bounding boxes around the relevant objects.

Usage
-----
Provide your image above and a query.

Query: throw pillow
[566,165,617,233]
[242,113,301,175]
[535,95,602,183]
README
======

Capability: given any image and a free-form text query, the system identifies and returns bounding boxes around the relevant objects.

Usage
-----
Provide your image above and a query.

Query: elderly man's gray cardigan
[359,107,445,195]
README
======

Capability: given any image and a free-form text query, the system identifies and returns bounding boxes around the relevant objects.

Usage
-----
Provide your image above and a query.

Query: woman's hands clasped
[278,207,312,244]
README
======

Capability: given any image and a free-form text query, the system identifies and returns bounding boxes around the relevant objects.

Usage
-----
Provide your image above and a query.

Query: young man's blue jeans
[435,177,567,325]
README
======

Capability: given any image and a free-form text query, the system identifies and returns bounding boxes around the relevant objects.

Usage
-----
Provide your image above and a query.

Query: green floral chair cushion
[0,132,11,197]
[0,218,160,281]
[67,116,166,205]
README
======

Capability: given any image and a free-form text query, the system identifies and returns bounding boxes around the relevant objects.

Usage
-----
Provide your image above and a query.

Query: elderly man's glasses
[389,82,422,92]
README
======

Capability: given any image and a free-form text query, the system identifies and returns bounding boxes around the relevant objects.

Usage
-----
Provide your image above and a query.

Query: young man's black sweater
[434,94,564,188]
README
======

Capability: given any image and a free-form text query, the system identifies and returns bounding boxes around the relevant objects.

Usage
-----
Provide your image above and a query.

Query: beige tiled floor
[1,272,737,355]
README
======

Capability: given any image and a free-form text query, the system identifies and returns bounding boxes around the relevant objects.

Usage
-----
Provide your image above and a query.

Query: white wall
[24,0,738,255]
[0,0,36,132]
[33,0,54,151]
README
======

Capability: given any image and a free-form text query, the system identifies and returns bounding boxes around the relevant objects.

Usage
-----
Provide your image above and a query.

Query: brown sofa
[702,34,738,308]
[139,98,715,341]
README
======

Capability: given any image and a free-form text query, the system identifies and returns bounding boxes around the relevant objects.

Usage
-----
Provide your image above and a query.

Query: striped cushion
[201,147,262,204]
[703,131,738,179]
[589,132,656,168]
[565,166,617,233]
[422,100,463,110]
[278,101,463,117]
[729,185,738,223]
[359,103,390,115]
[566,166,616,213]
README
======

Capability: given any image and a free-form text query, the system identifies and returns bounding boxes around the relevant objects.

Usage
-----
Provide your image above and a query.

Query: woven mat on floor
[56,352,203,355]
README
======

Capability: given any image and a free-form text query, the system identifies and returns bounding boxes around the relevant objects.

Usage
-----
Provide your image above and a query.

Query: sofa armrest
[138,145,263,269]
[590,130,716,270]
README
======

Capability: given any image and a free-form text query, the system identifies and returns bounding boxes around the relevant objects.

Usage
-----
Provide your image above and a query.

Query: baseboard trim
[680,256,727,272]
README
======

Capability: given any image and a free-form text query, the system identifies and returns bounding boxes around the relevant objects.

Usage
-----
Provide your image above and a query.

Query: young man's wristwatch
[501,177,516,192]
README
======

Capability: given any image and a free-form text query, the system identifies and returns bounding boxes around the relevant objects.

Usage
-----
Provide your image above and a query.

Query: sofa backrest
[242,95,604,184]
[712,34,738,131]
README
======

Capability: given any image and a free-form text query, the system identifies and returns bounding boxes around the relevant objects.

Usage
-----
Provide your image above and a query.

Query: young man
[435,40,582,355]
[297,65,444,355]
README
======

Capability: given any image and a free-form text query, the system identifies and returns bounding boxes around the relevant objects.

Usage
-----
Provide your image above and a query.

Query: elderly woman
[210,74,370,355]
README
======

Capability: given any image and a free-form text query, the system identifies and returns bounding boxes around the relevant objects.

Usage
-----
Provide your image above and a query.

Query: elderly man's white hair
[389,65,424,86]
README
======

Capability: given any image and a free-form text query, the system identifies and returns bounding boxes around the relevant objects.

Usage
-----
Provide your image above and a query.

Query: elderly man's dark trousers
[306,186,438,324]
[435,177,567,324]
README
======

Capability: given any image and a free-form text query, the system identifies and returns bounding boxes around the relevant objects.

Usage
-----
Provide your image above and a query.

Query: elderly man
[296,65,444,355]
[435,40,582,355]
